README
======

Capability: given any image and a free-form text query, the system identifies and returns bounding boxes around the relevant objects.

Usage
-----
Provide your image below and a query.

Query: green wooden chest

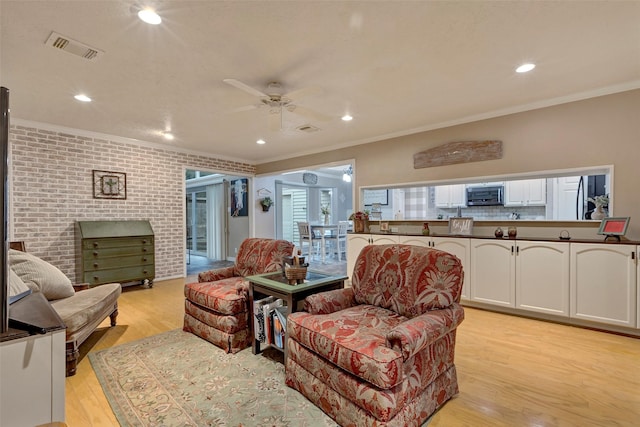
[75,220,155,287]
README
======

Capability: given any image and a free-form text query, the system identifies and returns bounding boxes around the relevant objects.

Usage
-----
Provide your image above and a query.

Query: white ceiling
[1,1,639,164]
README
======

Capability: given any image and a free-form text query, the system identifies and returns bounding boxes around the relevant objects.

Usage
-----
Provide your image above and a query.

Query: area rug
[89,329,338,427]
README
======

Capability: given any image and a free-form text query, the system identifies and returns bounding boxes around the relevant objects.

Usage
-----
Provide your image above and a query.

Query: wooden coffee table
[247,270,347,357]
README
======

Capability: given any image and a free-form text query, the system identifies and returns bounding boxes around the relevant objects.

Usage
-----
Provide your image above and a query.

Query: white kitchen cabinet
[515,241,570,316]
[470,239,515,307]
[434,184,466,208]
[399,235,471,300]
[570,243,637,327]
[470,239,569,313]
[346,234,399,277]
[505,179,547,206]
[1,330,66,427]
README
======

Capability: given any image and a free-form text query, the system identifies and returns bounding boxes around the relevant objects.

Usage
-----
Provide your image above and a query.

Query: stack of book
[253,297,288,349]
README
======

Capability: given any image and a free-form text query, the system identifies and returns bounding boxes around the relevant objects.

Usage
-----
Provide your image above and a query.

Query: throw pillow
[9,268,30,297]
[8,249,75,300]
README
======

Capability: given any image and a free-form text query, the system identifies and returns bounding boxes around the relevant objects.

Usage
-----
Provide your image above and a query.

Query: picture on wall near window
[230,178,248,217]
[93,170,126,199]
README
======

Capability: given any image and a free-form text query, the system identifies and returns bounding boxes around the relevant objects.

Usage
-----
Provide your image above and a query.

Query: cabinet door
[433,237,471,301]
[1,330,65,426]
[504,181,527,206]
[470,239,515,307]
[505,179,546,206]
[398,235,431,247]
[434,186,451,207]
[346,234,371,277]
[371,235,400,245]
[527,179,547,205]
[570,243,637,327]
[435,184,466,207]
[450,184,467,207]
[516,241,570,316]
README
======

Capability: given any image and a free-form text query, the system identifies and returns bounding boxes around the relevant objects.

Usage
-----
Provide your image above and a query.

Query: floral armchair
[184,238,294,353]
[285,244,464,426]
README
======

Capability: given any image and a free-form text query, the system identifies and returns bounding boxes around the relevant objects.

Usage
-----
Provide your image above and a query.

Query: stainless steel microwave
[466,186,504,206]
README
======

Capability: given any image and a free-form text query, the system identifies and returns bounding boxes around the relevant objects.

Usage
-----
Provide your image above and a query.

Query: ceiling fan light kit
[223,78,329,131]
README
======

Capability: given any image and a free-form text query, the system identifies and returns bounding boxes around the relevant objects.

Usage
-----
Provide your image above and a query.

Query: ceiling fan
[223,79,331,131]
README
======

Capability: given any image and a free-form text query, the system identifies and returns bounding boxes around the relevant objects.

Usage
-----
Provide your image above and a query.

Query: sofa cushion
[234,238,294,277]
[50,283,121,335]
[8,268,30,296]
[8,249,75,300]
[351,245,463,318]
[288,305,405,389]
[184,277,248,315]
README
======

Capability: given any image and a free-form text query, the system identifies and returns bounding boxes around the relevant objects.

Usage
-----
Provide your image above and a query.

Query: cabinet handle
[516,246,520,255]
[143,257,147,262]
[511,246,515,254]
[93,263,98,268]
[142,239,147,244]
[93,251,98,256]
[632,252,636,260]
[93,242,99,248]
[143,248,148,252]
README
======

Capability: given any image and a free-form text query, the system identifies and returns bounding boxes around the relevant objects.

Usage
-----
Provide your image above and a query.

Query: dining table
[310,223,338,263]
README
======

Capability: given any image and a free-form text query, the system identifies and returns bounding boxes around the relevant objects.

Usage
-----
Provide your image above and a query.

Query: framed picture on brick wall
[93,169,127,200]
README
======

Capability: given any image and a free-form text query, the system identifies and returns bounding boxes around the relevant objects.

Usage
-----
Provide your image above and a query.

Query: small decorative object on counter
[559,230,571,240]
[508,226,517,239]
[422,222,430,236]
[494,227,504,238]
[349,211,370,233]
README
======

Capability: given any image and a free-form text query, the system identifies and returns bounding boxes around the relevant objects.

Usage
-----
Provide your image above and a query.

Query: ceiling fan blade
[268,109,282,131]
[288,105,332,122]
[283,86,322,102]
[226,104,259,114]
[223,79,267,98]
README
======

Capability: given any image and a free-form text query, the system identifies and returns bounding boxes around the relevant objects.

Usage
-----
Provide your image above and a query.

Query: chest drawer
[83,265,155,285]
[83,254,154,271]
[76,221,155,287]
[82,236,153,250]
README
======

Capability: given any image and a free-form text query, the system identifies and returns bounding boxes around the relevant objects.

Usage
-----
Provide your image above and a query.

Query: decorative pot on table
[591,205,607,220]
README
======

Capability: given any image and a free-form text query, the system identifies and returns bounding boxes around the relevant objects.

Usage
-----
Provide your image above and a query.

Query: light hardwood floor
[66,277,640,427]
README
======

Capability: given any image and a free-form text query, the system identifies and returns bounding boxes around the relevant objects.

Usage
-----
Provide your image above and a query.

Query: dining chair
[296,221,319,260]
[326,220,349,261]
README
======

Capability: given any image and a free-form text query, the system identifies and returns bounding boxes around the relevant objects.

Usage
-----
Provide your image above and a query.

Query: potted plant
[348,210,370,233]
[588,194,608,220]
[260,196,273,212]
[321,205,330,224]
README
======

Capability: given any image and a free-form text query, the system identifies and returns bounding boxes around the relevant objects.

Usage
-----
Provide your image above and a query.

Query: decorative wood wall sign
[93,169,127,199]
[413,140,503,169]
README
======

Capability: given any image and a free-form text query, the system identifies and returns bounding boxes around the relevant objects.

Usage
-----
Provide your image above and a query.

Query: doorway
[185,170,232,275]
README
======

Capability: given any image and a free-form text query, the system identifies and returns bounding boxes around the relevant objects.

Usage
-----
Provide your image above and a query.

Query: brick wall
[9,124,255,283]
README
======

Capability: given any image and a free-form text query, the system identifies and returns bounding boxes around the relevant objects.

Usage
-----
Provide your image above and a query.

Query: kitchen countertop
[349,231,640,245]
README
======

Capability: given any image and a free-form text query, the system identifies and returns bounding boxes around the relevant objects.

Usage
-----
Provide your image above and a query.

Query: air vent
[45,31,104,61]
[297,124,320,133]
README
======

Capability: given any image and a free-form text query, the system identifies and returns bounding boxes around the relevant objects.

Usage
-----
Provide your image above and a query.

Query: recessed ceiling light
[162,132,174,140]
[516,63,536,73]
[256,139,266,145]
[342,114,353,121]
[74,94,91,102]
[138,8,162,25]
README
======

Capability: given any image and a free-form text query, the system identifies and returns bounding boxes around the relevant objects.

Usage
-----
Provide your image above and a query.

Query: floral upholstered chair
[184,238,294,353]
[285,244,464,426]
